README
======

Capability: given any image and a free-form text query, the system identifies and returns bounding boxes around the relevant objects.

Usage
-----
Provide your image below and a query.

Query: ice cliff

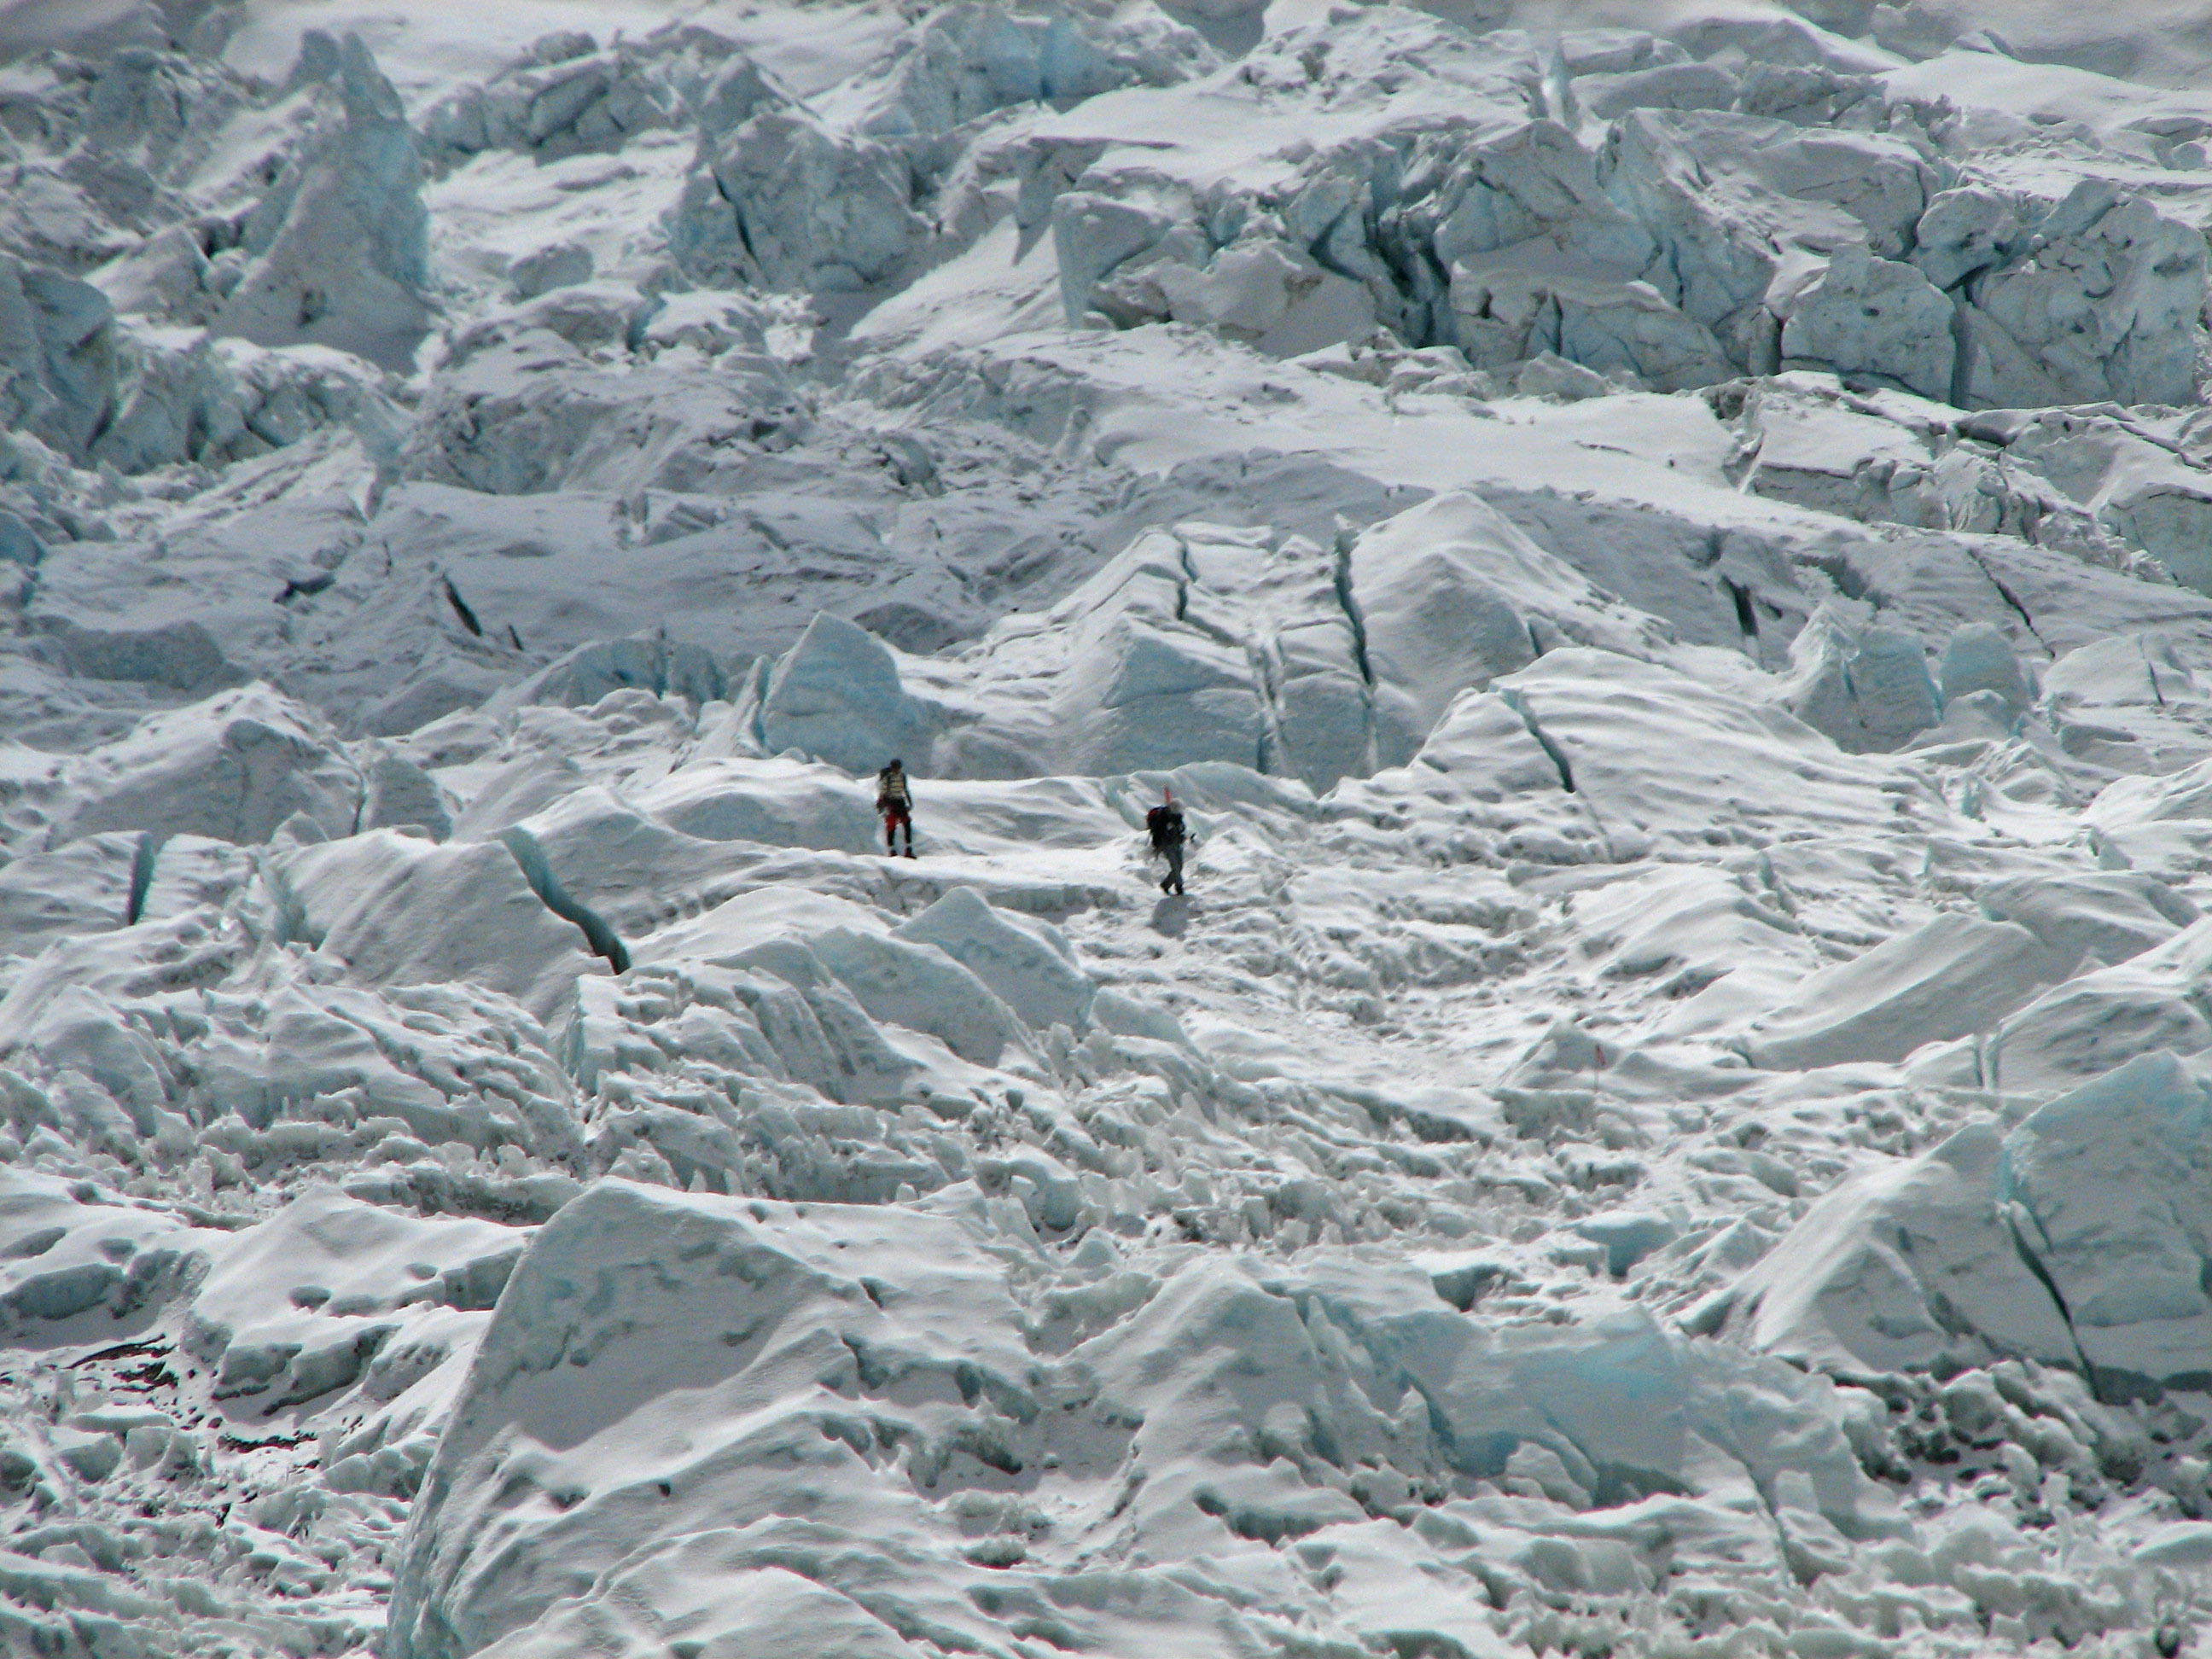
[10,1,2212,1656]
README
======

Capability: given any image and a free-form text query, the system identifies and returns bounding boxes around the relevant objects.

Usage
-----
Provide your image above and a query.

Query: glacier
[10,0,2212,1655]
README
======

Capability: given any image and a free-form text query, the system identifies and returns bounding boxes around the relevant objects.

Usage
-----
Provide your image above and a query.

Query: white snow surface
[14,1,2212,1656]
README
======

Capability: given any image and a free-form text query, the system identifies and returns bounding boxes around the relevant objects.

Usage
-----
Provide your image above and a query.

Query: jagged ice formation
[13,1,2212,1656]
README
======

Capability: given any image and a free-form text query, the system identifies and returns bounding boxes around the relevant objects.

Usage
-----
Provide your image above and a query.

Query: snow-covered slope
[15,0,2212,1655]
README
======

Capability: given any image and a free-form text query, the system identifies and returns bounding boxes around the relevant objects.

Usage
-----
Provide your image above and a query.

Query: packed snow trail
[14,1,2212,1656]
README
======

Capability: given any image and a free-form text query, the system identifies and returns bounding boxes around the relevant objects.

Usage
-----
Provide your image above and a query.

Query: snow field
[12,0,2212,1655]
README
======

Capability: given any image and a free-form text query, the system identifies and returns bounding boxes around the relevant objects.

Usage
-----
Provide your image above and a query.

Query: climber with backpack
[1145,787,1186,895]
[877,759,915,858]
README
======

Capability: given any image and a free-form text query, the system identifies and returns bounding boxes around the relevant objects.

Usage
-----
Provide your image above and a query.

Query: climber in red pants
[876,759,915,858]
